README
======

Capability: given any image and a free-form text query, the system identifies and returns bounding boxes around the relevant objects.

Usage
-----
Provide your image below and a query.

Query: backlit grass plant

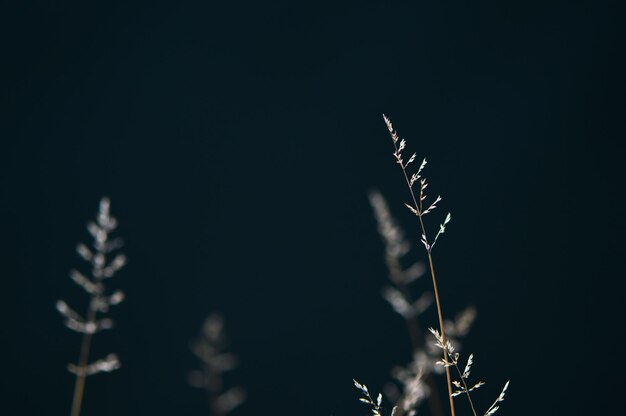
[355,116,509,416]
[56,198,126,416]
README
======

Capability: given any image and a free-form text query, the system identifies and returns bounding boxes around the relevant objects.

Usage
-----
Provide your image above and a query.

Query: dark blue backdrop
[1,1,623,415]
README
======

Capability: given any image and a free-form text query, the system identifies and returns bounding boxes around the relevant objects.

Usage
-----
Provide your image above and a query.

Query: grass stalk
[387,115,456,416]
[451,362,479,416]
[381,115,510,416]
[425,252,456,416]
[70,307,95,416]
[57,198,126,416]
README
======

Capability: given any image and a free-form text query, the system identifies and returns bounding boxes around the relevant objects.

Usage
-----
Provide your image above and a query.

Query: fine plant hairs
[188,313,246,416]
[355,116,509,416]
[56,197,127,416]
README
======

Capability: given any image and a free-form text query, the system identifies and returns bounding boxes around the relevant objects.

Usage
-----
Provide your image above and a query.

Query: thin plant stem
[451,363,478,416]
[70,304,96,416]
[424,251,456,416]
[392,138,457,416]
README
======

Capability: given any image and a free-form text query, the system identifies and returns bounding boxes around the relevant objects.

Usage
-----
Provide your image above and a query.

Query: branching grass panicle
[355,115,511,416]
[188,313,246,416]
[56,197,127,416]
[382,114,457,416]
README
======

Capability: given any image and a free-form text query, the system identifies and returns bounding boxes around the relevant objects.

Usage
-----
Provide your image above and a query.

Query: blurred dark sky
[0,1,624,415]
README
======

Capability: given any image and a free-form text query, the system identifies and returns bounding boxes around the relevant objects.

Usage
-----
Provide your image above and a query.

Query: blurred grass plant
[188,313,246,416]
[56,198,126,416]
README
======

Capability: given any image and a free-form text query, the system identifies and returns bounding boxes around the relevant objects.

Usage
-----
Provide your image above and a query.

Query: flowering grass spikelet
[354,379,396,416]
[188,313,245,416]
[57,197,127,416]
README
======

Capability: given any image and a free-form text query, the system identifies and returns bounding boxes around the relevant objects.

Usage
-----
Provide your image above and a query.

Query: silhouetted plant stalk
[56,198,126,416]
[188,313,245,416]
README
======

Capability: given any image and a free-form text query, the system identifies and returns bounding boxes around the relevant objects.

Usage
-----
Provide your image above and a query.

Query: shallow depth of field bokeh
[1,1,623,416]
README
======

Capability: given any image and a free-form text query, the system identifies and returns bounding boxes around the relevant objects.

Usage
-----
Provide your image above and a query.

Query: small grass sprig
[429,329,509,416]
[354,379,396,416]
[188,313,245,416]
[56,197,127,416]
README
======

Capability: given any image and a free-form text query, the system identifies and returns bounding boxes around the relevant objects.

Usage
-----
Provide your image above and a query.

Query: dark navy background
[1,1,623,415]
